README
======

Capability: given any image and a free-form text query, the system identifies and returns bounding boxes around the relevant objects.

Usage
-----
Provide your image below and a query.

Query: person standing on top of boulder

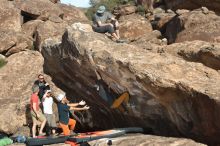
[57,93,90,135]
[30,84,47,138]
[34,74,50,101]
[42,90,57,136]
[92,5,125,43]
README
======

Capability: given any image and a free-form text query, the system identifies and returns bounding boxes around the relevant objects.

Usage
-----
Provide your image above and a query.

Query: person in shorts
[42,90,57,135]
[30,85,47,138]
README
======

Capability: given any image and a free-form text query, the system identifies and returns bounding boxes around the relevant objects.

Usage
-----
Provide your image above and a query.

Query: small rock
[154,14,161,20]
[0,54,6,60]
[152,30,162,38]
[49,15,63,23]
[201,7,209,14]
[153,7,165,14]
[71,23,93,33]
[161,38,168,44]
[119,14,152,41]
[167,9,175,14]
[176,9,190,15]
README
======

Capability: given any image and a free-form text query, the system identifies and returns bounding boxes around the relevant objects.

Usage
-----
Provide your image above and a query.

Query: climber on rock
[56,93,90,135]
[92,5,125,43]
[34,74,50,101]
[87,50,131,113]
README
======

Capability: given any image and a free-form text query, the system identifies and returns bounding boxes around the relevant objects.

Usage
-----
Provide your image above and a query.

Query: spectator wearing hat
[42,90,57,135]
[30,84,47,138]
[92,5,124,43]
[57,93,90,135]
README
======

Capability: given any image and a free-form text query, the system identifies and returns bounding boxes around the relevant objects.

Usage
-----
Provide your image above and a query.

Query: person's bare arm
[42,91,48,102]
[110,17,116,21]
[67,100,86,107]
[70,105,90,111]
[67,103,79,107]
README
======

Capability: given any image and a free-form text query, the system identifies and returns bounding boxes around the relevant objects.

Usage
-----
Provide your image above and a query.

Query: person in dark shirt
[34,74,50,100]
[57,93,90,135]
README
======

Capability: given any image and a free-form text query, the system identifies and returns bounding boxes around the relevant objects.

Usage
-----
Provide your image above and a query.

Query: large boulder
[0,1,21,32]
[22,20,44,38]
[35,20,68,50]
[0,30,33,56]
[112,5,137,17]
[119,14,153,41]
[151,12,176,34]
[164,0,220,13]
[57,4,88,25]
[0,1,36,56]
[165,8,220,44]
[163,41,220,70]
[89,134,206,146]
[15,0,63,21]
[131,30,166,50]
[0,50,62,134]
[42,25,220,145]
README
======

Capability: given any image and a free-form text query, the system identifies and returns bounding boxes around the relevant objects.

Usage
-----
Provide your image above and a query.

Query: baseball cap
[47,90,52,93]
[97,5,106,13]
[57,93,66,102]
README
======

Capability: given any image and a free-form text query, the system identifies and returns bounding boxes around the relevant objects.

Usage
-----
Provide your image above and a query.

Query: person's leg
[50,114,57,134]
[31,111,38,137]
[60,122,70,135]
[32,122,37,138]
[38,112,47,135]
[39,120,46,135]
[52,129,56,135]
[111,32,120,40]
[93,25,119,41]
[93,25,109,34]
[111,92,129,109]
[68,119,76,131]
[148,0,154,13]
[112,21,120,39]
[44,114,51,136]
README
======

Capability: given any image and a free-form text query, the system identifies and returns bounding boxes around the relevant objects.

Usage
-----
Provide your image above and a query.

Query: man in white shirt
[42,90,56,135]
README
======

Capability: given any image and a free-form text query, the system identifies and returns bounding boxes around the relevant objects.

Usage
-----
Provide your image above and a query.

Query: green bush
[85,0,134,20]
[0,59,6,68]
[136,5,145,16]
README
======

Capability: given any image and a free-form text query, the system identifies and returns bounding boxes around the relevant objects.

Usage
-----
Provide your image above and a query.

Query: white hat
[57,93,66,102]
[46,90,52,93]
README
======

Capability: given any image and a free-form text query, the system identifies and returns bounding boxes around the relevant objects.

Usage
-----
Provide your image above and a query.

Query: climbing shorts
[45,114,56,128]
[31,110,46,123]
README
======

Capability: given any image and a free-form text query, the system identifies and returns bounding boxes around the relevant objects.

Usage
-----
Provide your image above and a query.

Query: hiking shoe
[116,39,127,43]
[38,132,46,136]
[69,131,77,136]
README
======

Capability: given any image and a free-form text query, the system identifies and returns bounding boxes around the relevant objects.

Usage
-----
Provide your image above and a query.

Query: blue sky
[61,0,91,8]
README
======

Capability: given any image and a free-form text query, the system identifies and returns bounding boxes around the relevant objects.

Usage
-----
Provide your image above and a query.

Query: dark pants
[93,25,115,34]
